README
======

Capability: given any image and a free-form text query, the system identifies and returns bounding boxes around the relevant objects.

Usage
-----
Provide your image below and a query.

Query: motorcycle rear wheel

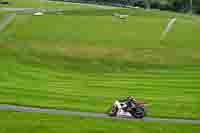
[129,107,145,119]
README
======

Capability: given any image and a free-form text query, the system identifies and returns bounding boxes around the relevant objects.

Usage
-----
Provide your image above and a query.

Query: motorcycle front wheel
[109,106,118,117]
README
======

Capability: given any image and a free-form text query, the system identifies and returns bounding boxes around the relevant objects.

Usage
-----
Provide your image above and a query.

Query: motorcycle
[108,100,146,119]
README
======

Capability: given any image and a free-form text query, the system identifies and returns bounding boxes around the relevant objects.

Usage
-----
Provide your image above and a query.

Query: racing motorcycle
[108,100,146,119]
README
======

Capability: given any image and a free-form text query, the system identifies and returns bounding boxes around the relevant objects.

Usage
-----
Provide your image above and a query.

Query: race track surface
[0,104,200,124]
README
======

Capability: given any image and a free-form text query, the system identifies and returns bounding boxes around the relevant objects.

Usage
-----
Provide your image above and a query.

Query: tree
[145,0,151,9]
[61,0,200,14]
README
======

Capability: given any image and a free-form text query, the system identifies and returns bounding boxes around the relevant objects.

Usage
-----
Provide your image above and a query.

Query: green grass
[5,11,200,48]
[0,111,200,133]
[0,11,7,20]
[0,8,200,120]
[0,15,4,21]
[1,44,200,119]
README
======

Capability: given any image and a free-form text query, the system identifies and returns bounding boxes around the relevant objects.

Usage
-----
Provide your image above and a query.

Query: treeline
[59,0,200,14]
[149,0,200,14]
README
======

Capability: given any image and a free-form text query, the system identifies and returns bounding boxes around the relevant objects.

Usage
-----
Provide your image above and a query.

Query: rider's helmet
[127,96,136,103]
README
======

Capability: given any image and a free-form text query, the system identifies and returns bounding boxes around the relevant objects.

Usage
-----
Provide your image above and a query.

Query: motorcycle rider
[119,96,137,111]
[109,96,145,118]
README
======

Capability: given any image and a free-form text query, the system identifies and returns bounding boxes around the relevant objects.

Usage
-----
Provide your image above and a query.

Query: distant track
[0,104,200,124]
[0,8,43,13]
[0,8,65,14]
[48,1,118,9]
[0,13,16,32]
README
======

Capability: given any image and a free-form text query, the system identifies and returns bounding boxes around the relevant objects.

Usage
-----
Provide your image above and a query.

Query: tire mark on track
[0,13,16,32]
[0,104,200,124]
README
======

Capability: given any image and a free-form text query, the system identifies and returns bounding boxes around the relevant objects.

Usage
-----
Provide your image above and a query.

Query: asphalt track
[48,1,118,9]
[0,104,200,124]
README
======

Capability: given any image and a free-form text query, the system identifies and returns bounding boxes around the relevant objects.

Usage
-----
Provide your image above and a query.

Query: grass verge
[0,111,200,133]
